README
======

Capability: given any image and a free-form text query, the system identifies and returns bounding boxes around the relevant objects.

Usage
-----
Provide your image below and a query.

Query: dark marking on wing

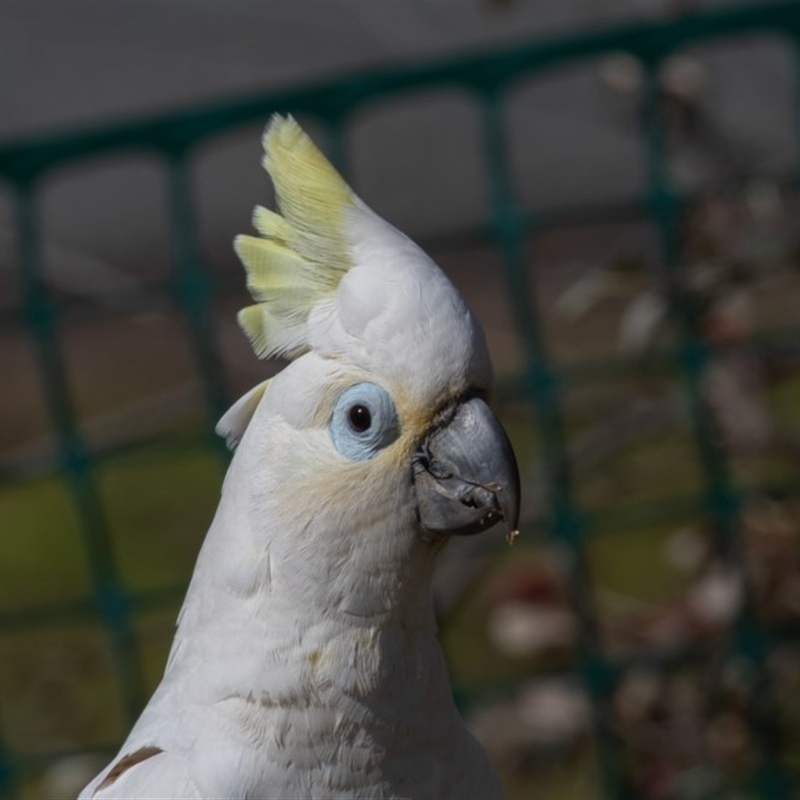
[93,746,164,795]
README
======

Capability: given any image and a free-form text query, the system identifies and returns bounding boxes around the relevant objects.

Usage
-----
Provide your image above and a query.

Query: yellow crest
[234,115,354,359]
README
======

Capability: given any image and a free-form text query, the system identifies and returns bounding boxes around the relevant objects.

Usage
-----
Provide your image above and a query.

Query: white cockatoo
[80,115,519,800]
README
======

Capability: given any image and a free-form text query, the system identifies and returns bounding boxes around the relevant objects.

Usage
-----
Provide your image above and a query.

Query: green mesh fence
[2,3,800,798]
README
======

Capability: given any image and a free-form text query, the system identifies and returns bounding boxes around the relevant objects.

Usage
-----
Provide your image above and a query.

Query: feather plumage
[80,116,504,800]
[235,115,354,360]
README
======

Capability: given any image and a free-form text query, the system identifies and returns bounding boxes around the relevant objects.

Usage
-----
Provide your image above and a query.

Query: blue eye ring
[330,382,399,461]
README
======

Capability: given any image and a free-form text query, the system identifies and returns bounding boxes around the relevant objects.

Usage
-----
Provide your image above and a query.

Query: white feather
[81,118,502,800]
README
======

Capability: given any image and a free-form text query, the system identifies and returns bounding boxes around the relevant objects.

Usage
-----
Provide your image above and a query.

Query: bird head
[216,116,519,618]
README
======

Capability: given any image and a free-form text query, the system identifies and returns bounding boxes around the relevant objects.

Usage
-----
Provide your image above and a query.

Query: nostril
[459,485,497,511]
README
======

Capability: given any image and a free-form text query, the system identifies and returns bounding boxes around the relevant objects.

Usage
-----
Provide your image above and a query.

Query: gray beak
[413,396,520,537]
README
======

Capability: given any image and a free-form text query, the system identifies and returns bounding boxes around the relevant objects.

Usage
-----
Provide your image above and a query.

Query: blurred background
[3,0,800,798]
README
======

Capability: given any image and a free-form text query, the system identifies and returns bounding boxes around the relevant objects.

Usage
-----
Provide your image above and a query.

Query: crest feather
[237,304,308,361]
[235,115,355,360]
[215,379,271,450]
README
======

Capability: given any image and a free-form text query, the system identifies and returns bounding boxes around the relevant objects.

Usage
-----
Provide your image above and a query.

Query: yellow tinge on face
[278,382,420,540]
[292,374,518,548]
[311,373,473,466]
[299,360,488,482]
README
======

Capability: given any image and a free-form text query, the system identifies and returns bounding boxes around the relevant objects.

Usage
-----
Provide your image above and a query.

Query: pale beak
[413,396,520,537]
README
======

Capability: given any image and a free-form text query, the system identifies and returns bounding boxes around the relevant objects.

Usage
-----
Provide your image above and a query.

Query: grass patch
[0,478,92,610]
[0,449,224,612]
[0,624,125,755]
[587,522,692,603]
[100,450,224,593]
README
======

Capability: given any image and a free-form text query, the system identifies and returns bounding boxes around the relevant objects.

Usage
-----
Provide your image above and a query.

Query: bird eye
[348,404,372,433]
[330,383,398,461]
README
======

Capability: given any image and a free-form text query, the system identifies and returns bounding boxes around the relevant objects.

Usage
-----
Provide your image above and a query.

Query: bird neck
[163,496,450,710]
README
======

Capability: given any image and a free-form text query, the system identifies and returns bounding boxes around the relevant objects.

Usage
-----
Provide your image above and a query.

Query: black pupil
[348,404,372,433]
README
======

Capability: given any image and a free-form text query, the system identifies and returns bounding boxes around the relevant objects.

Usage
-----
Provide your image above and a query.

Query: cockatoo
[80,115,519,800]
